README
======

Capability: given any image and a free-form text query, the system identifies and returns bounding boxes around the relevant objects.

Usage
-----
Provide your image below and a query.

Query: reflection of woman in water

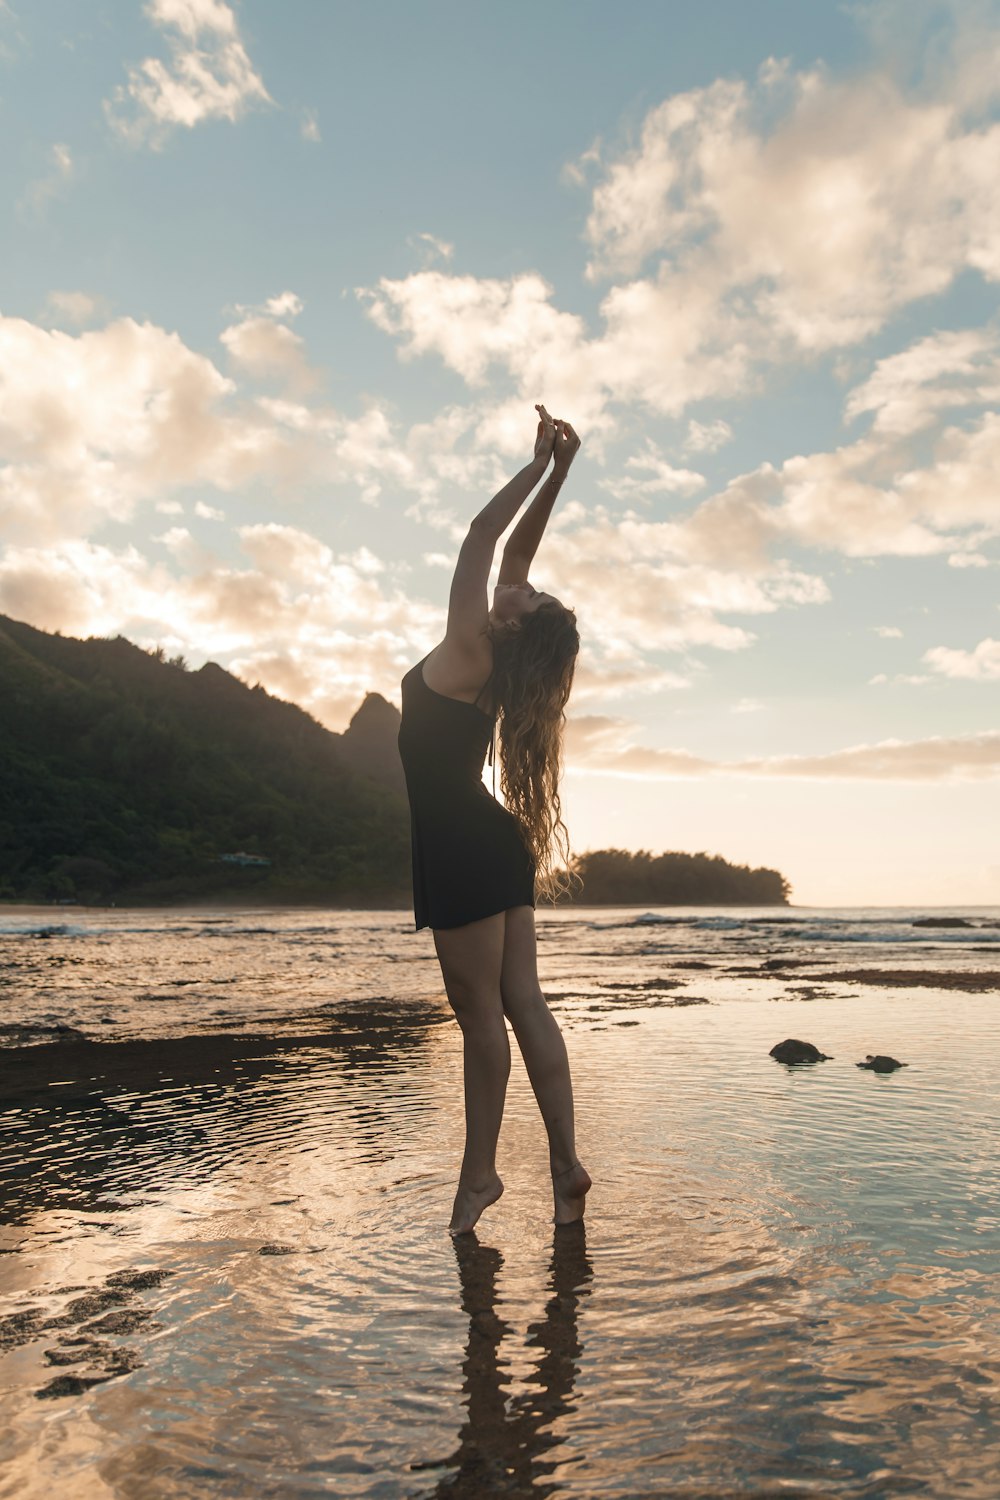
[418,1225,593,1495]
[397,405,591,1235]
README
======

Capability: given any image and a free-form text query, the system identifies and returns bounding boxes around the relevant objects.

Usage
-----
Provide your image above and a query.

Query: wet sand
[802,966,1000,990]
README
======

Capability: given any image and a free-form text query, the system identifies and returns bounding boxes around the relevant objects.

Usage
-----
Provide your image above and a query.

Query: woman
[398,404,591,1236]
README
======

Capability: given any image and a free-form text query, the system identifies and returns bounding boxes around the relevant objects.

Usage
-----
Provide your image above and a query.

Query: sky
[1,0,999,908]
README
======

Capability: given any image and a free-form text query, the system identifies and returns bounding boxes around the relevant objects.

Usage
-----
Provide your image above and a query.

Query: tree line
[560,847,790,906]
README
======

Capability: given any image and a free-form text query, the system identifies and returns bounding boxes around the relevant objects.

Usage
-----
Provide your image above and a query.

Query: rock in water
[769,1039,832,1064]
[857,1054,906,1072]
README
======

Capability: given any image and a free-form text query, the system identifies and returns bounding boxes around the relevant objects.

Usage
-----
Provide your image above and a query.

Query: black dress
[397,654,536,931]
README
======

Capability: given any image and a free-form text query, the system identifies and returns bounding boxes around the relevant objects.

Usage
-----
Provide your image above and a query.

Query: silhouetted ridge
[340,693,406,797]
[0,614,408,904]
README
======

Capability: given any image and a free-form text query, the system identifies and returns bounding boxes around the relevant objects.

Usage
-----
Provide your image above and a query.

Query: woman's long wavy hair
[489,602,583,902]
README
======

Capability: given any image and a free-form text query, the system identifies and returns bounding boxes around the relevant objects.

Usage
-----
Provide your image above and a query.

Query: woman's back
[397,653,534,933]
[398,655,495,800]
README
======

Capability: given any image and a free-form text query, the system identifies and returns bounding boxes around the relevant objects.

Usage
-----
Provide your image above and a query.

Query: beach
[2,905,999,1498]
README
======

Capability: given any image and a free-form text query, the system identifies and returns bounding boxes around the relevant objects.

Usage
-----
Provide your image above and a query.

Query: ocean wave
[583,911,1000,944]
[0,924,88,939]
[0,922,342,940]
[0,923,205,939]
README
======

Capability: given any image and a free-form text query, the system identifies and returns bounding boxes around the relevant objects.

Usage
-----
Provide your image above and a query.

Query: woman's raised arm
[469,406,556,539]
[499,419,580,583]
[441,408,557,657]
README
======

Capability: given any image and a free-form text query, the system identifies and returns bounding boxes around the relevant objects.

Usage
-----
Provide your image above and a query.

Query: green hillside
[0,615,409,904]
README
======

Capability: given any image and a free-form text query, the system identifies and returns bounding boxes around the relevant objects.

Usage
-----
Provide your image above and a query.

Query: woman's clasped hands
[534,402,581,477]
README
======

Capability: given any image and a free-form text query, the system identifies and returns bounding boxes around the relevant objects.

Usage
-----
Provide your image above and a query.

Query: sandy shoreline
[8,898,996,914]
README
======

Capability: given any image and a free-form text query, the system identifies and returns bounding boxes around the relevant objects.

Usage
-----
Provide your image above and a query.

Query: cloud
[541,507,830,660]
[874,625,904,638]
[773,441,949,557]
[220,315,319,393]
[0,312,246,541]
[566,715,711,776]
[733,730,1000,780]
[669,391,1000,568]
[566,713,1000,781]
[0,525,443,730]
[106,0,271,147]
[0,539,176,637]
[894,410,1000,532]
[598,440,706,502]
[683,418,733,454]
[408,232,455,266]
[41,290,110,328]
[300,108,320,143]
[197,523,442,720]
[362,17,1000,429]
[18,142,73,220]
[0,0,17,55]
[844,325,1000,436]
[222,291,305,321]
[578,44,1000,354]
[358,270,615,441]
[263,291,303,319]
[868,671,932,686]
[0,309,332,540]
[856,0,1000,115]
[0,309,498,542]
[571,659,694,702]
[218,294,313,388]
[359,263,755,432]
[923,636,1000,679]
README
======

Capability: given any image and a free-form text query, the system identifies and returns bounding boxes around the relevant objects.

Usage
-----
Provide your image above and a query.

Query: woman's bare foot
[449,1173,504,1236]
[553,1161,591,1225]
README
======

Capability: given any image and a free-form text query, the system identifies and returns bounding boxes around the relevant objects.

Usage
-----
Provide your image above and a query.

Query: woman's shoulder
[421,639,494,704]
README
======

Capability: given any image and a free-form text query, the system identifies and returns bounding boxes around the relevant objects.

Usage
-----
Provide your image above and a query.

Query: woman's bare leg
[500,906,591,1224]
[433,913,510,1235]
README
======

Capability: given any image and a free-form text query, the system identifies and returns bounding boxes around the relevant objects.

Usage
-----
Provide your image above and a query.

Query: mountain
[0,614,409,904]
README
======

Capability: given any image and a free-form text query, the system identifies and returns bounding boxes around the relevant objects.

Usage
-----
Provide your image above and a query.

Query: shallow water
[2,902,998,1047]
[1,905,999,1497]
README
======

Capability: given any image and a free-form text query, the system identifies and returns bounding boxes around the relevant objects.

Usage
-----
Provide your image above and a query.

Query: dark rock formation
[769,1038,832,1064]
[856,1054,906,1072]
[339,691,405,796]
[813,969,1000,992]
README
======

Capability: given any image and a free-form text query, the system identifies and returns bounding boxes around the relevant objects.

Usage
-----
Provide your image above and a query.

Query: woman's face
[490,582,561,626]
